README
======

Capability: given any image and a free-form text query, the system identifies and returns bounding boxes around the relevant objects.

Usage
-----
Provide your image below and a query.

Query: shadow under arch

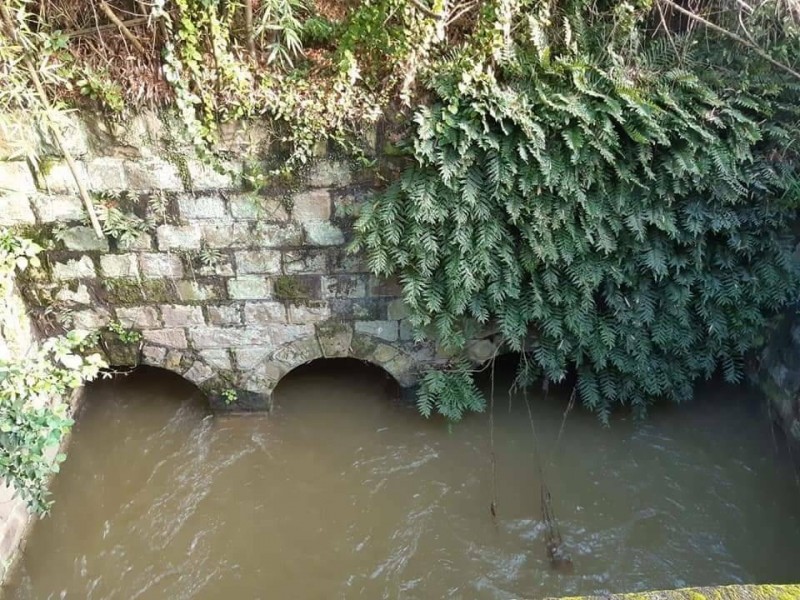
[237,328,420,410]
[87,365,211,411]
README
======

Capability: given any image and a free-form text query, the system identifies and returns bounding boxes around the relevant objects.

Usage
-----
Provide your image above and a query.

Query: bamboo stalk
[98,0,148,56]
[244,0,255,56]
[0,5,105,239]
[66,17,148,39]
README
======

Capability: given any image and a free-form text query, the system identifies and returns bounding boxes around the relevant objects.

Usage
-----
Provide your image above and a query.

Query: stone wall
[0,112,500,408]
[755,309,800,447]
[0,277,34,582]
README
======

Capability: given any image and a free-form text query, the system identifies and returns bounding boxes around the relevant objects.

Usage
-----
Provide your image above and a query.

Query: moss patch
[103,277,175,304]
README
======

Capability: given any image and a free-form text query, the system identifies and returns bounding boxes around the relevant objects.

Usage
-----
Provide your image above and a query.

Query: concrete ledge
[550,584,800,600]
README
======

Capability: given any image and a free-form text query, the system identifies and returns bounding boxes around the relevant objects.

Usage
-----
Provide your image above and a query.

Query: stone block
[244,301,287,324]
[40,113,89,157]
[164,350,184,371]
[387,299,410,320]
[207,304,242,326]
[252,222,304,247]
[291,189,331,221]
[199,349,232,370]
[399,319,416,341]
[0,194,35,225]
[124,158,183,191]
[53,256,96,280]
[330,249,370,274]
[31,195,85,222]
[200,221,250,248]
[230,194,288,220]
[467,338,497,363]
[139,253,184,278]
[60,226,109,252]
[157,224,202,250]
[100,254,139,278]
[40,160,86,193]
[161,304,205,327]
[0,161,36,192]
[235,347,270,370]
[304,221,345,246]
[116,306,161,329]
[141,345,167,366]
[287,302,331,323]
[86,158,127,191]
[183,360,214,384]
[321,275,367,299]
[178,194,227,219]
[283,250,327,274]
[271,336,321,367]
[236,250,281,274]
[118,232,153,251]
[0,116,39,161]
[228,277,271,299]
[316,322,354,358]
[187,160,239,190]
[55,283,92,305]
[142,328,188,349]
[307,160,352,187]
[72,308,111,329]
[355,320,399,342]
[190,324,313,349]
[174,280,221,301]
[369,275,403,297]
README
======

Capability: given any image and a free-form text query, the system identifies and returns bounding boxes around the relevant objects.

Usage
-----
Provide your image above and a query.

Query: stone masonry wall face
[0,113,445,408]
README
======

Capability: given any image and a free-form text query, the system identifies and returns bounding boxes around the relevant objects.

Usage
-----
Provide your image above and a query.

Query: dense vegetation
[1,0,799,471]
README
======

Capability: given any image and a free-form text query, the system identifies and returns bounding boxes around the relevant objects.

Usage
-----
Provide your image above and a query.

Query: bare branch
[99,0,148,56]
[659,0,800,82]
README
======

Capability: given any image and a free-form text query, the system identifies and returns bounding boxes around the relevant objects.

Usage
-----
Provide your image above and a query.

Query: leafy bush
[353,3,800,421]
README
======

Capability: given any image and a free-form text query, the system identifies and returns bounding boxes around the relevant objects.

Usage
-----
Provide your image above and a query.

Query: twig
[66,17,148,38]
[659,0,800,82]
[0,4,104,239]
[408,0,444,19]
[99,0,147,55]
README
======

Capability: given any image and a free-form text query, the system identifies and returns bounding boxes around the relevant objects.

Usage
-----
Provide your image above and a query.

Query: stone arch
[239,323,419,409]
[133,342,217,403]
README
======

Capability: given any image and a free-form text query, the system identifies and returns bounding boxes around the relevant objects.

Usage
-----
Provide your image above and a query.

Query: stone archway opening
[269,357,407,414]
[88,365,210,411]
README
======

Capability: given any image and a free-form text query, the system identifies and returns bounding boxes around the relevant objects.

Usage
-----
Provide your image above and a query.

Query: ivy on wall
[0,230,106,513]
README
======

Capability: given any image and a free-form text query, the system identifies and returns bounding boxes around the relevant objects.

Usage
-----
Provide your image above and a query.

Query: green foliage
[221,388,238,405]
[417,360,484,421]
[0,230,106,513]
[106,321,142,345]
[255,0,308,68]
[354,1,800,421]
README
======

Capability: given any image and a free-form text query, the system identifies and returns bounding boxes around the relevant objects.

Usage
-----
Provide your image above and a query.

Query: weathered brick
[118,232,153,251]
[142,328,188,348]
[284,250,327,274]
[199,349,232,370]
[116,306,161,329]
[186,160,239,190]
[236,250,281,274]
[31,195,85,222]
[234,347,270,370]
[355,320,399,342]
[53,256,96,280]
[55,283,92,305]
[303,221,344,246]
[100,254,139,278]
[139,253,184,278]
[60,226,109,252]
[183,360,214,384]
[124,158,183,191]
[72,308,111,329]
[142,345,167,366]
[387,299,410,320]
[244,301,287,324]
[0,194,35,225]
[291,189,331,221]
[251,222,303,247]
[86,157,127,191]
[230,195,288,220]
[174,280,220,301]
[190,324,313,349]
[288,303,331,323]
[178,194,227,219]
[157,224,202,250]
[307,160,352,187]
[207,304,242,326]
[200,221,251,248]
[161,304,205,327]
[40,160,86,193]
[0,161,36,192]
[228,277,271,299]
[321,275,367,299]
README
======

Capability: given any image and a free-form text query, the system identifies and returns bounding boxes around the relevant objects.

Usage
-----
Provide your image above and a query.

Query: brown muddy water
[5,359,800,599]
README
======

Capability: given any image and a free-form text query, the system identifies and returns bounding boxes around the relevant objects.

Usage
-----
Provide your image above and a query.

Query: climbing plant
[0,230,106,513]
[353,1,800,421]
